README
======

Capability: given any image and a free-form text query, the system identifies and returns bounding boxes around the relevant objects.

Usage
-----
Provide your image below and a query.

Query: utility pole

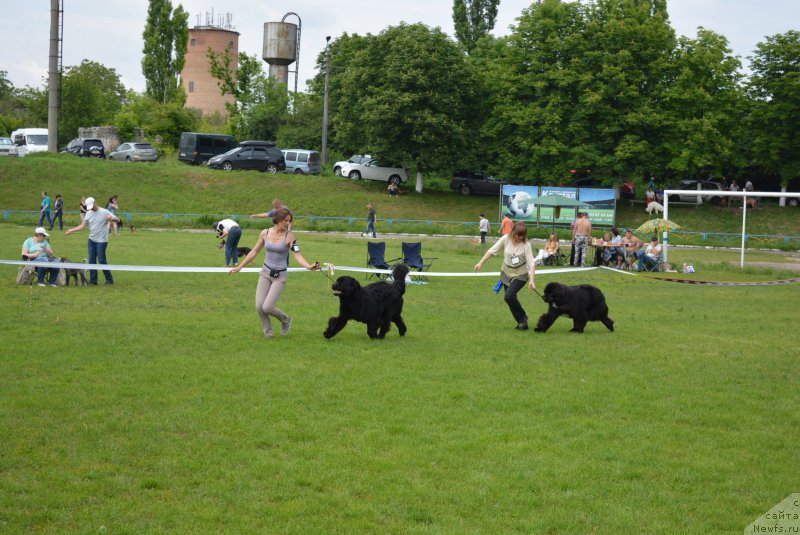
[321,35,331,165]
[47,0,62,152]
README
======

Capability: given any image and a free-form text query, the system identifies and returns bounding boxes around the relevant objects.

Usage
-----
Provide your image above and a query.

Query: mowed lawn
[0,226,798,533]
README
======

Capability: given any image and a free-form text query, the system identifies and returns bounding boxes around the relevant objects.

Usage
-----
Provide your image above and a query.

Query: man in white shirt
[66,196,119,285]
[478,214,490,243]
[637,237,662,272]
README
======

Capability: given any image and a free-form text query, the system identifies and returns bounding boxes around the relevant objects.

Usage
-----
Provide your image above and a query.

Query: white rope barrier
[0,259,600,277]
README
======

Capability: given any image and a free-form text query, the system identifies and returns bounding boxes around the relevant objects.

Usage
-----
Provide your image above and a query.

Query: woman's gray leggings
[255,270,289,336]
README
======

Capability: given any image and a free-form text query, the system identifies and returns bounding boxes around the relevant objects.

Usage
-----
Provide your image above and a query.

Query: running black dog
[217,239,252,258]
[534,282,614,333]
[324,264,410,339]
[60,257,88,287]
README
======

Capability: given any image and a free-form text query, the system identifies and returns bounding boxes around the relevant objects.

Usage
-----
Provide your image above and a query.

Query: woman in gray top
[230,208,320,337]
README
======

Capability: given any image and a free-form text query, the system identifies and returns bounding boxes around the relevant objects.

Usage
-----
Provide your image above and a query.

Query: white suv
[341,159,408,185]
[333,154,371,176]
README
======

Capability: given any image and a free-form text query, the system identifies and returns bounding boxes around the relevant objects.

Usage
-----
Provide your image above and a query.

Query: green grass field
[1,226,798,533]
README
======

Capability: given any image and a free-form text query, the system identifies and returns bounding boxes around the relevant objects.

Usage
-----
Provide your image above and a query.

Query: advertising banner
[539,187,580,224]
[501,185,540,222]
[578,188,616,226]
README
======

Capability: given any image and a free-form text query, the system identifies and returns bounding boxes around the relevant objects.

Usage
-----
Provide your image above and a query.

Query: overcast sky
[1,1,798,92]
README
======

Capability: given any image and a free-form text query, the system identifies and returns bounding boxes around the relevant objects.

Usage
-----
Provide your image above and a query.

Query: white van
[11,128,49,157]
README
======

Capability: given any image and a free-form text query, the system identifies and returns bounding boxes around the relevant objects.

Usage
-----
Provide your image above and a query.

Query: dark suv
[62,138,106,158]
[206,140,286,173]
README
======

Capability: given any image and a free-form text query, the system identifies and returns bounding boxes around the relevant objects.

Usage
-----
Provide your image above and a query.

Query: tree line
[0,0,797,193]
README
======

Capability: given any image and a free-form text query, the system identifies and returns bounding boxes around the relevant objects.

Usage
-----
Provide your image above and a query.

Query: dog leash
[320,262,337,283]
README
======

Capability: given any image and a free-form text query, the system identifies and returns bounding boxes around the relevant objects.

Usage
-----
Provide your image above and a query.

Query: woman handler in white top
[474,221,536,330]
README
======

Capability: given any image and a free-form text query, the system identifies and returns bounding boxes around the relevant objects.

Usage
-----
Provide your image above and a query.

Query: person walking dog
[474,221,536,330]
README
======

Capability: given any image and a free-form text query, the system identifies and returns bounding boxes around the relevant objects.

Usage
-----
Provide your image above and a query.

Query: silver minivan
[281,149,320,175]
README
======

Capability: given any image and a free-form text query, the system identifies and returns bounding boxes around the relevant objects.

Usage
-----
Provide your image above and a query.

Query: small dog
[217,239,252,258]
[60,257,88,287]
[324,264,410,339]
[535,282,614,333]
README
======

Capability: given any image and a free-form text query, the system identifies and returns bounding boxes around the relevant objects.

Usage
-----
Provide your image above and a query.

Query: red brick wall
[182,28,239,117]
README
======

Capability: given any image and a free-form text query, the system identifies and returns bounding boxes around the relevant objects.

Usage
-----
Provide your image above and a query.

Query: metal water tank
[263,22,297,85]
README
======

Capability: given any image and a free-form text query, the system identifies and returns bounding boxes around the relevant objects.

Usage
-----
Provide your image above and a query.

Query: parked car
[62,138,106,158]
[108,142,158,162]
[449,171,504,196]
[178,132,237,165]
[10,128,48,156]
[0,137,18,156]
[666,180,725,204]
[282,149,321,175]
[207,141,285,173]
[341,159,408,184]
[333,154,371,176]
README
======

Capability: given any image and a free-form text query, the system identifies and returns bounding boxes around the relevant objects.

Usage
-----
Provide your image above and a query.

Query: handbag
[16,264,36,285]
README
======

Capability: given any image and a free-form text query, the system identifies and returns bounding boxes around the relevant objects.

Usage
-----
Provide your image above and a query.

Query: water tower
[262,13,301,94]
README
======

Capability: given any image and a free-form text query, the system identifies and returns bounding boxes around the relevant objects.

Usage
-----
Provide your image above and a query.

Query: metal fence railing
[3,209,799,247]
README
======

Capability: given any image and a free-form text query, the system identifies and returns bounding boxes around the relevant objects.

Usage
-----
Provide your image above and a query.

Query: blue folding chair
[401,242,436,280]
[366,241,397,279]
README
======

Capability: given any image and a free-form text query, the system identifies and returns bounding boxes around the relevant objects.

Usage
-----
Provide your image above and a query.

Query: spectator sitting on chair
[621,229,643,269]
[603,227,624,267]
[637,237,661,272]
[387,182,399,197]
[534,233,560,265]
[21,227,61,287]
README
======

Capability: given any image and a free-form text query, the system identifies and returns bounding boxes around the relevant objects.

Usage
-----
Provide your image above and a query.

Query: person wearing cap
[214,218,243,267]
[65,196,120,285]
[21,227,61,286]
[637,236,662,272]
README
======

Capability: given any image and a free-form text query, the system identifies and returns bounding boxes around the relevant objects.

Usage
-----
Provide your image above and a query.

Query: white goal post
[661,190,800,268]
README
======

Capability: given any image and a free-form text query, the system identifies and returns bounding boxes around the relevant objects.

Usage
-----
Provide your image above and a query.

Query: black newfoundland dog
[324,264,411,339]
[534,282,615,333]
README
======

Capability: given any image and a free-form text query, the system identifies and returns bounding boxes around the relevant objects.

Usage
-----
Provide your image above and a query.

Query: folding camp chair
[543,246,569,267]
[366,241,397,279]
[401,242,436,280]
[639,251,664,272]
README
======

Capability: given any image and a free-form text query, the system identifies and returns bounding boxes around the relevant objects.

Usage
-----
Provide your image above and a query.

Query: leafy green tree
[306,33,374,157]
[662,29,745,181]
[11,86,48,128]
[114,92,198,149]
[207,49,289,140]
[0,70,12,102]
[748,30,800,198]
[59,60,127,144]
[335,23,479,192]
[452,0,500,53]
[477,0,588,182]
[142,0,189,105]
[575,0,676,183]
[277,92,323,150]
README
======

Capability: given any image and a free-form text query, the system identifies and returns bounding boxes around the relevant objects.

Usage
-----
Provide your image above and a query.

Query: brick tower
[182,12,239,117]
